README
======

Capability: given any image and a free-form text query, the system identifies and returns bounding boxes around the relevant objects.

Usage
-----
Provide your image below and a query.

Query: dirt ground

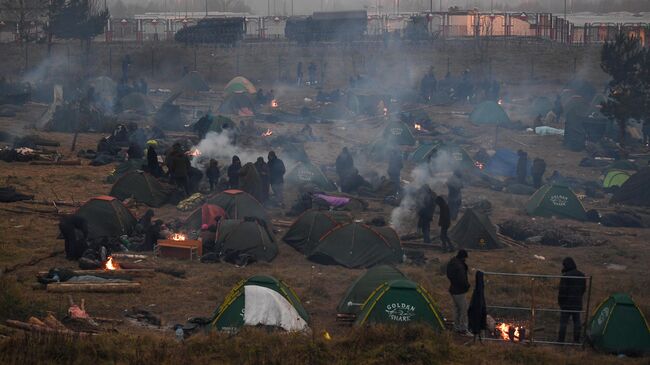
[0,41,649,364]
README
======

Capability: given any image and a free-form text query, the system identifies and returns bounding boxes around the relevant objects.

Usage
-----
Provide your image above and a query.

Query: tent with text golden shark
[211,275,310,333]
[355,279,444,330]
[525,184,587,221]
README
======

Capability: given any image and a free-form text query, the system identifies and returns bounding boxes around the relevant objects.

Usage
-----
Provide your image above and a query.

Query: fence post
[582,276,593,349]
[530,277,536,344]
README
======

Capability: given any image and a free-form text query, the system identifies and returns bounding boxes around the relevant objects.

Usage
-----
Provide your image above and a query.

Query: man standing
[335,147,354,185]
[267,151,286,207]
[416,184,436,244]
[558,257,586,343]
[296,62,303,85]
[254,157,270,203]
[227,155,242,189]
[167,144,190,195]
[531,158,547,189]
[387,150,403,195]
[447,250,471,335]
[435,196,453,252]
[516,150,528,185]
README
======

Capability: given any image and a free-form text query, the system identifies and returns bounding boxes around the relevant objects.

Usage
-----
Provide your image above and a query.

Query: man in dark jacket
[267,151,286,206]
[146,144,163,177]
[531,158,547,188]
[387,150,403,195]
[59,215,89,260]
[227,155,242,189]
[254,157,270,203]
[436,196,453,252]
[335,147,354,184]
[447,249,471,335]
[167,144,190,195]
[206,159,220,192]
[557,257,586,343]
[416,184,436,243]
[516,150,528,185]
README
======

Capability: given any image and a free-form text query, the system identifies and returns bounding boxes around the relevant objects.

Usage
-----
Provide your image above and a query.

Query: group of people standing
[517,149,547,188]
[223,152,286,206]
[297,61,319,85]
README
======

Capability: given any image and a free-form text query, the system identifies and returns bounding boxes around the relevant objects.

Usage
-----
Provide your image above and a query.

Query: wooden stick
[2,250,64,274]
[37,269,155,278]
[5,320,90,337]
[46,282,141,293]
[30,160,81,166]
[22,200,81,207]
[110,253,149,260]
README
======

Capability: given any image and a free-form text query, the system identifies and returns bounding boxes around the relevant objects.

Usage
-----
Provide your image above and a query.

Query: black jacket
[531,158,546,178]
[446,256,470,295]
[206,164,220,181]
[416,186,436,222]
[436,197,451,228]
[228,163,241,188]
[268,158,286,185]
[558,258,586,310]
[468,271,487,334]
[335,151,354,177]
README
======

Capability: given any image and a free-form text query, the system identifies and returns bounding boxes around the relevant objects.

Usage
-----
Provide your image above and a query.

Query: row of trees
[600,32,650,143]
[1,0,108,46]
[109,0,251,18]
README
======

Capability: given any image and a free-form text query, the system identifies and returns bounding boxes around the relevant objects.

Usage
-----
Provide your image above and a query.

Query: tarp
[184,203,228,230]
[308,223,403,268]
[525,184,587,221]
[611,168,650,207]
[216,219,277,263]
[225,76,256,95]
[75,196,137,239]
[175,71,210,94]
[109,171,170,207]
[286,162,336,191]
[282,210,351,255]
[587,293,650,355]
[355,279,445,330]
[602,170,630,189]
[382,120,416,146]
[337,265,407,315]
[206,189,271,227]
[469,101,510,125]
[449,209,503,250]
[485,148,530,178]
[243,285,309,332]
[211,275,309,332]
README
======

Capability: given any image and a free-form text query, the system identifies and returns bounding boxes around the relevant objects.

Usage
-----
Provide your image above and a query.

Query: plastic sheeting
[243,285,309,332]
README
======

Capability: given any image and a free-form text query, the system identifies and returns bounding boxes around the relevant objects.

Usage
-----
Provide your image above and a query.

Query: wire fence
[481,271,593,346]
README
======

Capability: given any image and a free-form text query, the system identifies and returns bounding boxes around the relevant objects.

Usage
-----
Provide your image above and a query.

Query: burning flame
[474,161,485,170]
[383,107,388,117]
[496,323,521,342]
[497,99,504,105]
[261,128,273,137]
[271,99,278,108]
[414,123,422,131]
[169,233,187,241]
[105,256,120,271]
[187,148,201,157]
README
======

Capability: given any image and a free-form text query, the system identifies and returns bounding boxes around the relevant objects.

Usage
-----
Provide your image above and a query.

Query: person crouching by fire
[447,250,472,336]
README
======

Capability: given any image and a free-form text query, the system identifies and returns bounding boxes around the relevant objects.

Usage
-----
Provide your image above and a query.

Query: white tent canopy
[243,285,309,332]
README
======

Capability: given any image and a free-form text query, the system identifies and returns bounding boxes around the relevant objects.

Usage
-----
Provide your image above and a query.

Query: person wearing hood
[447,249,471,335]
[267,151,286,206]
[254,157,270,203]
[516,150,528,185]
[206,159,220,192]
[335,147,354,184]
[146,143,163,178]
[435,196,453,252]
[227,155,242,189]
[531,158,547,189]
[416,184,436,243]
[239,162,263,202]
[557,257,586,343]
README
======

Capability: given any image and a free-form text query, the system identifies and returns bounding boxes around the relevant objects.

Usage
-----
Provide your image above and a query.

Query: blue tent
[485,149,530,178]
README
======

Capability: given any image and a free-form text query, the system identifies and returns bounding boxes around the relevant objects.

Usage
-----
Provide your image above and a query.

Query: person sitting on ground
[59,215,89,260]
[228,155,242,189]
[435,196,453,252]
[206,159,220,192]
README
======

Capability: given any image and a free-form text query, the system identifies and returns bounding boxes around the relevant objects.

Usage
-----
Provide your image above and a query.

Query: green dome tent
[525,184,587,221]
[337,265,407,315]
[216,219,278,263]
[75,196,137,239]
[206,189,271,227]
[409,141,475,171]
[109,171,170,207]
[602,170,630,189]
[587,293,650,355]
[218,93,255,115]
[106,159,146,183]
[211,275,310,333]
[184,204,228,231]
[382,120,416,146]
[527,96,553,117]
[207,115,239,134]
[611,168,650,207]
[282,210,351,255]
[308,223,403,268]
[286,162,336,191]
[117,92,155,113]
[175,71,210,94]
[449,209,503,250]
[408,142,439,163]
[224,76,256,95]
[469,101,510,125]
[355,280,445,330]
[591,93,607,108]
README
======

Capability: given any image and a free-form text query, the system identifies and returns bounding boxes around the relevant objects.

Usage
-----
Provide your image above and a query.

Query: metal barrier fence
[481,271,593,346]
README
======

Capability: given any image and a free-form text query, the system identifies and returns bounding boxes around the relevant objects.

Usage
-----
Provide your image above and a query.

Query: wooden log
[110,253,149,260]
[22,200,81,208]
[5,320,90,337]
[30,160,81,166]
[37,269,155,278]
[46,282,141,293]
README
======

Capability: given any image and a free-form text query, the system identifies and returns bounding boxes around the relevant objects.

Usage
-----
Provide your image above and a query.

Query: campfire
[169,233,187,241]
[474,161,485,170]
[414,123,422,131]
[187,148,201,157]
[497,99,504,105]
[261,128,273,137]
[383,107,388,117]
[104,256,120,271]
[271,99,278,108]
[496,322,525,342]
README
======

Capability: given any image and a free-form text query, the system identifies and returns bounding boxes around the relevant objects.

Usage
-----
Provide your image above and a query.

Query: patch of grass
[0,277,48,322]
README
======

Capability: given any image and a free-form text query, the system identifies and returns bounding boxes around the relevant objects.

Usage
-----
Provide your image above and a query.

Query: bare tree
[208,0,252,13]
[0,0,49,42]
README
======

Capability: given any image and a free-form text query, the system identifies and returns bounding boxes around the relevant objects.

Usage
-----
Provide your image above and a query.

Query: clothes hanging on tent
[243,285,309,332]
